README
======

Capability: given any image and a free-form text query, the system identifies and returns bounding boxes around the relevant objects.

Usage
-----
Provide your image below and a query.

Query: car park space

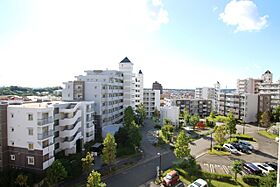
[200,163,232,175]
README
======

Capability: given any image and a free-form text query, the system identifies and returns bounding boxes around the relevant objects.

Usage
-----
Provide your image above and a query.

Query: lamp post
[210,131,213,151]
[157,152,162,176]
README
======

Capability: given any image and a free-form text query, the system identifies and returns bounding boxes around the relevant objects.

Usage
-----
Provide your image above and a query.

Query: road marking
[210,164,215,173]
[222,165,229,174]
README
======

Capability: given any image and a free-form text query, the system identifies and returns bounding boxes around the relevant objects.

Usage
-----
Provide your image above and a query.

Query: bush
[225,137,238,144]
[242,175,261,186]
[234,134,256,142]
[202,171,232,182]
[213,145,224,151]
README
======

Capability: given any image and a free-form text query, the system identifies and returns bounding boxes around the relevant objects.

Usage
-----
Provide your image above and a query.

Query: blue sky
[0,0,279,89]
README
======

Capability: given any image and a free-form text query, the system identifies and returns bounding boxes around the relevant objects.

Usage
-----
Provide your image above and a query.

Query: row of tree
[0,86,62,96]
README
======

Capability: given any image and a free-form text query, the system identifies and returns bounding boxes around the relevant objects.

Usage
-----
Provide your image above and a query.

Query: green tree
[226,112,237,138]
[183,108,191,126]
[163,118,172,125]
[124,106,135,127]
[189,115,200,129]
[153,108,160,124]
[128,121,142,147]
[86,170,106,187]
[81,152,94,174]
[46,160,67,186]
[174,131,190,159]
[102,133,117,168]
[259,171,276,187]
[136,103,146,126]
[272,106,280,122]
[214,125,227,145]
[260,111,271,128]
[161,124,174,142]
[15,174,28,187]
[231,160,243,181]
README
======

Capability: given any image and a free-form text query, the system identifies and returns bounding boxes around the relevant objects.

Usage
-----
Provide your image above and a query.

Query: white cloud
[219,0,268,32]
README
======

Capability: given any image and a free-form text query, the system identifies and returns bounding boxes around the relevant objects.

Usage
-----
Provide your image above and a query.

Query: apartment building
[0,103,8,171]
[195,87,215,100]
[52,101,95,155]
[175,99,212,117]
[160,106,180,126]
[143,89,160,118]
[217,92,258,123]
[237,78,263,94]
[119,57,144,110]
[7,103,55,172]
[62,57,144,136]
[152,81,163,94]
[259,81,280,108]
[258,94,271,113]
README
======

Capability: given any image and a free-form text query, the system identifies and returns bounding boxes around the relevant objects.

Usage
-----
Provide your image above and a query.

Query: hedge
[242,175,261,186]
[202,171,232,182]
[234,134,256,142]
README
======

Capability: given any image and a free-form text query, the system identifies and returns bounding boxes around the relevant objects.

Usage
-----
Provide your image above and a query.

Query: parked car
[253,163,275,175]
[188,178,208,187]
[238,141,253,150]
[174,182,185,187]
[265,162,278,170]
[223,143,239,155]
[243,162,262,175]
[163,170,180,186]
[231,142,252,154]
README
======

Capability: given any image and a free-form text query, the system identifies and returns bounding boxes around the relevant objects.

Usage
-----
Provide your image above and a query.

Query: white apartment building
[237,78,263,94]
[143,89,160,118]
[62,57,144,137]
[195,87,215,100]
[119,57,144,110]
[160,106,180,126]
[7,103,55,171]
[217,92,258,123]
[52,101,95,155]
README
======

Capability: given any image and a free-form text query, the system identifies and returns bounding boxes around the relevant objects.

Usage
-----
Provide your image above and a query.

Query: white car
[253,163,275,175]
[223,143,239,155]
[188,178,208,187]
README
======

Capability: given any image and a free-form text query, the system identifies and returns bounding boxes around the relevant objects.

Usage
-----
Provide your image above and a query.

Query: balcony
[38,117,54,126]
[38,130,54,140]
[60,122,82,138]
[61,131,82,150]
[43,156,55,170]
[43,143,55,155]
[60,110,81,126]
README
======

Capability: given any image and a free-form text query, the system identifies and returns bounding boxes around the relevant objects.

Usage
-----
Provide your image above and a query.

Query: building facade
[152,81,163,94]
[160,106,180,126]
[143,89,160,118]
[217,92,258,123]
[175,99,212,117]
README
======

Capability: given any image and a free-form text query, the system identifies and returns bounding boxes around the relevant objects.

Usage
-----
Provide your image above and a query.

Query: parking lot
[200,162,232,174]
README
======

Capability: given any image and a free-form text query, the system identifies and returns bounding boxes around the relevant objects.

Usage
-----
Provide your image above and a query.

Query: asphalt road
[104,151,176,187]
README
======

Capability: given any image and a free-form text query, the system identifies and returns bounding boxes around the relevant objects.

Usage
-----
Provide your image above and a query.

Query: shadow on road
[253,150,278,160]
[190,141,196,145]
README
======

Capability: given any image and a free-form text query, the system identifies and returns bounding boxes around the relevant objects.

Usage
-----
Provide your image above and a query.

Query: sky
[0,0,279,89]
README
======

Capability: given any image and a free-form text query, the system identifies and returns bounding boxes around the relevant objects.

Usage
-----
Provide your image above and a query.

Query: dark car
[243,162,262,175]
[231,142,252,154]
[265,162,278,171]
[238,141,253,151]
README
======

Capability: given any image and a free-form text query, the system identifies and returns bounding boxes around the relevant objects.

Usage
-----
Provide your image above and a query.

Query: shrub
[202,171,232,182]
[234,134,256,142]
[213,145,224,151]
[116,146,136,157]
[225,137,238,144]
[242,175,261,186]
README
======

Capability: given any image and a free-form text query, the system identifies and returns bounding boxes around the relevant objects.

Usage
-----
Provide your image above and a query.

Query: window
[28,114,33,121]
[10,154,15,161]
[11,128,14,132]
[27,156,35,165]
[28,143,34,150]
[28,128,33,135]
[11,113,14,118]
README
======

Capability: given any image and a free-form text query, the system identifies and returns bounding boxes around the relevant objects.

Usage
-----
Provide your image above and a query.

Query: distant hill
[0,86,62,96]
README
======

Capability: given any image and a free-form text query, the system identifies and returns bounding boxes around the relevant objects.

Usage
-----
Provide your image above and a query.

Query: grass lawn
[209,179,251,187]
[258,130,278,140]
[208,149,230,156]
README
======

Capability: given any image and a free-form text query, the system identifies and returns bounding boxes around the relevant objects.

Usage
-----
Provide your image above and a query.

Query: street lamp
[157,152,162,176]
[210,131,213,151]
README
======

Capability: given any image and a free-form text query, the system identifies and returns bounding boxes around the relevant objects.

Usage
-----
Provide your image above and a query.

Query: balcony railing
[38,130,54,140]
[38,117,54,126]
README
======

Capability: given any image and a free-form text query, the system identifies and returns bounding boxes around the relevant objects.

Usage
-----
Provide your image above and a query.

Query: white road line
[222,165,229,174]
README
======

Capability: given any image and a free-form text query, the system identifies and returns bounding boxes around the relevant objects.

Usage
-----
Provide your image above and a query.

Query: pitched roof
[120,57,131,63]
[139,70,143,74]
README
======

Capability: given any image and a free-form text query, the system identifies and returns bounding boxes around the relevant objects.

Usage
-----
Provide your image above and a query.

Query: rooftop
[120,57,131,63]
